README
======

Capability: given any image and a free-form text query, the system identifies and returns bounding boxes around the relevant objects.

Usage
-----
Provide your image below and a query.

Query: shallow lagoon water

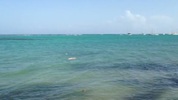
[0,34,178,100]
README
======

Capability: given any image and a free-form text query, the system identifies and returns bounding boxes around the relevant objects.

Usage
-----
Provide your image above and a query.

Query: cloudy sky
[0,0,178,34]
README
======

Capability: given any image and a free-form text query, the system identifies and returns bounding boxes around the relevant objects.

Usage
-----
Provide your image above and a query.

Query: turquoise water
[0,34,178,100]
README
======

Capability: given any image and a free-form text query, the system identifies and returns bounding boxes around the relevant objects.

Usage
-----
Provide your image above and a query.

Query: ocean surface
[0,34,178,100]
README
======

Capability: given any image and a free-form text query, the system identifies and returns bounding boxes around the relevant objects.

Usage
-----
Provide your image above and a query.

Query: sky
[0,0,178,34]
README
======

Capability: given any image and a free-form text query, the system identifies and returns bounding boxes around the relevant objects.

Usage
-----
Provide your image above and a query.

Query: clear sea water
[0,34,178,100]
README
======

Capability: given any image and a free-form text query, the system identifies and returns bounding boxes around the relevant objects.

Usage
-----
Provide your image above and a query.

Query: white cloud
[150,15,172,22]
[124,10,146,24]
[106,10,175,33]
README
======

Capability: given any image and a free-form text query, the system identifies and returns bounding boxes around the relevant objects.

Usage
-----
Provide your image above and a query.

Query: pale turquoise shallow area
[0,34,178,100]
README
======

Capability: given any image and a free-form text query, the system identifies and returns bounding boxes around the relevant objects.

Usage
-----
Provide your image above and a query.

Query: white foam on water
[68,57,77,60]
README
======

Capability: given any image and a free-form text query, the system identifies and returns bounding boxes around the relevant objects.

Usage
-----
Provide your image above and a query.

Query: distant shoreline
[0,33,178,36]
